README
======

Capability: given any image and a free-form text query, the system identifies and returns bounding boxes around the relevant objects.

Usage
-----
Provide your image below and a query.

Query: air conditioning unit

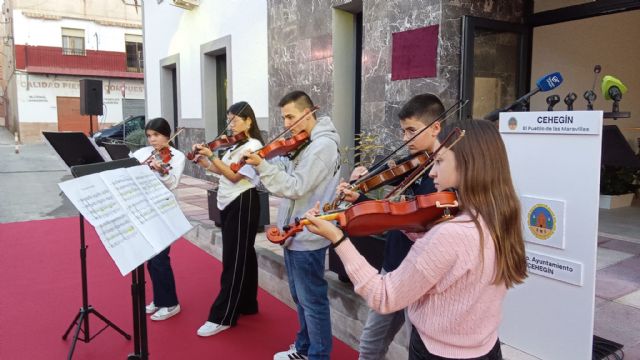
[170,0,200,10]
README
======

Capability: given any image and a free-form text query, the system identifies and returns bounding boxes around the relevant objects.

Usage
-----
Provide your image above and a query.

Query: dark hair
[397,93,445,124]
[145,117,172,138]
[227,101,264,144]
[278,90,315,115]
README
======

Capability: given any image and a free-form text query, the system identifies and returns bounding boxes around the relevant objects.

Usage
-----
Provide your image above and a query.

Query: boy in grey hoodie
[244,91,341,360]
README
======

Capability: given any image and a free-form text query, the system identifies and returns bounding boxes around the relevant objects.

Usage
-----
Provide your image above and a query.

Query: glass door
[460,16,531,120]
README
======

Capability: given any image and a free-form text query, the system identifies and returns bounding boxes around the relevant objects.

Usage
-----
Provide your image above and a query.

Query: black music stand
[43,131,106,167]
[58,158,140,360]
[103,142,133,160]
[67,158,149,360]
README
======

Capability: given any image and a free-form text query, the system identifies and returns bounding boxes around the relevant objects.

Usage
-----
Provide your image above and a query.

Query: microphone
[601,75,630,119]
[484,72,563,121]
[601,75,627,101]
[546,95,560,111]
[584,65,601,110]
[564,92,577,111]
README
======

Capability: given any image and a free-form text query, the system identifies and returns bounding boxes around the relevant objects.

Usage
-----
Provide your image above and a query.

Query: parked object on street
[93,115,145,146]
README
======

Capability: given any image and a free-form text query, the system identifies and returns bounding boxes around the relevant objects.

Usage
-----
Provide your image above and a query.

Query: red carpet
[0,217,358,359]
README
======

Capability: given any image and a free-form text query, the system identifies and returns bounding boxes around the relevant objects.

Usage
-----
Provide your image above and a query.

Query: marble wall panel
[268,0,524,147]
[177,127,207,179]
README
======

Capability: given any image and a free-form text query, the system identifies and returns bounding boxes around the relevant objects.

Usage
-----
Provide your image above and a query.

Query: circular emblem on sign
[508,117,518,130]
[528,204,556,240]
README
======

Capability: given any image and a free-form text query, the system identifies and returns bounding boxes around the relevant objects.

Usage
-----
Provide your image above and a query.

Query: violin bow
[385,128,465,200]
[199,102,249,147]
[355,99,468,186]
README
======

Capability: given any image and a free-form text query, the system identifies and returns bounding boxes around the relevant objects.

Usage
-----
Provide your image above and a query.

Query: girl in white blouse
[132,117,186,321]
[191,102,264,337]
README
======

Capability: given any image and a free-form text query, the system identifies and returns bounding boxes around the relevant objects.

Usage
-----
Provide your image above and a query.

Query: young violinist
[131,117,186,321]
[243,91,341,360]
[190,101,265,337]
[339,93,444,360]
[304,118,528,360]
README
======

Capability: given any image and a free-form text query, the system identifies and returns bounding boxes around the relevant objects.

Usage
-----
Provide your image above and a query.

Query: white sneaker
[196,321,230,337]
[145,302,157,314]
[150,304,181,321]
[273,344,307,360]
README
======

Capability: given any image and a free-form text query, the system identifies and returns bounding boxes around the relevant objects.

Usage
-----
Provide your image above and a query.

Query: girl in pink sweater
[305,119,527,359]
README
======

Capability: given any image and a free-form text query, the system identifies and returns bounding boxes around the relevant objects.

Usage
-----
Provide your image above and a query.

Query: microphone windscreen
[601,75,628,100]
[536,72,563,92]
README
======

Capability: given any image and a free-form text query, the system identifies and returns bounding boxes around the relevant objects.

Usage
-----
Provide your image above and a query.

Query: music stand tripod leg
[62,215,131,359]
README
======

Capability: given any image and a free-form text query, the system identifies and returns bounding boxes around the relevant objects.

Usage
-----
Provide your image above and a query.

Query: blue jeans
[284,247,332,360]
[147,246,178,307]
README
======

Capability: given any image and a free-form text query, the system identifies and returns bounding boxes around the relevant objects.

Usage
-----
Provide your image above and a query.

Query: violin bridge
[435,200,459,219]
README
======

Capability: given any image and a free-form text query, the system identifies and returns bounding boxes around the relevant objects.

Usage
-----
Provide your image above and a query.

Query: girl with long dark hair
[191,101,264,336]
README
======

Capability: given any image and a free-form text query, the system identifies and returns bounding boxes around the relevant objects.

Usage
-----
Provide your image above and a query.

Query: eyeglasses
[398,126,426,138]
[226,116,245,125]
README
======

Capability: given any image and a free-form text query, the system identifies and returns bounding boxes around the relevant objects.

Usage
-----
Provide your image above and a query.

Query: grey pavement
[2,125,639,359]
[0,127,77,223]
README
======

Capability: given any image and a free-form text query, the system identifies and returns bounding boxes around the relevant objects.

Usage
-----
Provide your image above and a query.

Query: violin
[324,127,464,212]
[355,152,430,194]
[140,127,184,176]
[229,131,310,173]
[185,132,248,161]
[145,146,173,175]
[227,105,319,173]
[266,191,459,244]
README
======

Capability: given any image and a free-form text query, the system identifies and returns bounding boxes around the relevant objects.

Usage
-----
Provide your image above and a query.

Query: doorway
[56,96,98,135]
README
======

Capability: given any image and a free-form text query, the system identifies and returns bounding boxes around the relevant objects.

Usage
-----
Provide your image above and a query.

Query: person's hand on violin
[335,182,360,203]
[189,143,213,169]
[242,150,263,167]
[349,166,368,181]
[146,158,170,175]
[304,202,345,244]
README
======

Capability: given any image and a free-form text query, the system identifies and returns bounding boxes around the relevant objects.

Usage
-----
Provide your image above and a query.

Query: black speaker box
[80,79,103,115]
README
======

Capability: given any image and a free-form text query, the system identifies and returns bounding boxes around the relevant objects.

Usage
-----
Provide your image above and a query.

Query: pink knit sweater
[336,213,506,359]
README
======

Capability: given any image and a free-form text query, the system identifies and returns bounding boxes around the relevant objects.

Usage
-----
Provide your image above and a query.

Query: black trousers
[147,246,179,307]
[409,327,502,360]
[208,188,260,326]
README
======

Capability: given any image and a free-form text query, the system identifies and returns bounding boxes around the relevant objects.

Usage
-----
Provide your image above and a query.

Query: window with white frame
[62,28,85,55]
[125,34,143,72]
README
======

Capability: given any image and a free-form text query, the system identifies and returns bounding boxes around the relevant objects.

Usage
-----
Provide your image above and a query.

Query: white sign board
[59,165,193,275]
[499,111,602,360]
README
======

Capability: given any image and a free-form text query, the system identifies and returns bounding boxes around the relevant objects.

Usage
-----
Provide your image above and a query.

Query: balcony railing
[62,47,86,56]
[15,45,144,78]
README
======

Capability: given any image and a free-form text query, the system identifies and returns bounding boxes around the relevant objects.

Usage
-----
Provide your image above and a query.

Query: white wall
[142,0,268,123]
[16,73,144,125]
[13,10,142,52]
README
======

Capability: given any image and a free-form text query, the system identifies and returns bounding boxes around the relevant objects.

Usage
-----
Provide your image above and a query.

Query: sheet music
[127,165,192,238]
[59,165,193,275]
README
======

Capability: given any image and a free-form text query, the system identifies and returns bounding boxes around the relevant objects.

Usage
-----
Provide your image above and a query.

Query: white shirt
[215,138,262,210]
[132,145,186,191]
